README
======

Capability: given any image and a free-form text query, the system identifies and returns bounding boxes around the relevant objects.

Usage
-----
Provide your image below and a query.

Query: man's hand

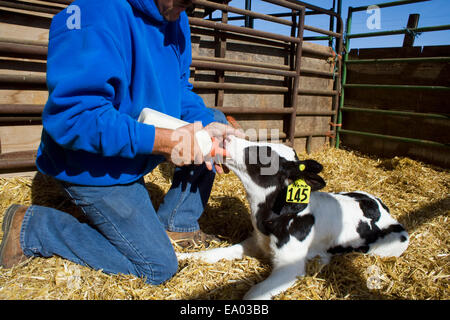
[204,122,246,141]
[152,121,245,173]
[153,122,205,167]
[204,122,246,174]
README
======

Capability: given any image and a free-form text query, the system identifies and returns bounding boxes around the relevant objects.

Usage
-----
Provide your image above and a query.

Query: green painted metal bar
[351,0,431,12]
[341,107,449,120]
[348,24,450,39]
[344,83,450,91]
[339,129,449,148]
[346,56,450,64]
[335,6,353,148]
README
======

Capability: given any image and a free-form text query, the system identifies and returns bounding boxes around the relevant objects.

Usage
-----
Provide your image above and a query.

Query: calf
[178,137,409,300]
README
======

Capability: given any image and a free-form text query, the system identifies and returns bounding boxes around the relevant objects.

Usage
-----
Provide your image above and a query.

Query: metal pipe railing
[271,0,338,18]
[0,117,42,124]
[0,41,47,59]
[339,129,449,148]
[341,107,449,120]
[191,59,297,77]
[193,0,293,27]
[0,74,46,86]
[188,17,300,44]
[192,81,288,93]
[209,9,335,23]
[295,131,333,138]
[304,25,341,38]
[299,88,338,96]
[215,107,335,116]
[0,151,37,173]
[45,0,73,5]
[345,56,450,64]
[195,61,332,80]
[196,25,334,56]
[348,24,450,39]
[286,6,305,145]
[0,0,61,14]
[351,0,431,12]
[192,55,290,71]
[216,107,293,115]
[193,81,337,96]
[344,83,450,91]
[336,5,354,148]
[246,130,333,141]
[0,104,44,114]
[191,25,290,49]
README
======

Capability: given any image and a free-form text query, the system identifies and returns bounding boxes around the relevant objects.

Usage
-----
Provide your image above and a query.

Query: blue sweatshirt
[36,0,215,186]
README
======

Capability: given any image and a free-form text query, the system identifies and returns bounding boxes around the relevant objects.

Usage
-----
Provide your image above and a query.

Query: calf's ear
[299,160,325,191]
[283,159,326,191]
[303,172,326,191]
[299,159,323,174]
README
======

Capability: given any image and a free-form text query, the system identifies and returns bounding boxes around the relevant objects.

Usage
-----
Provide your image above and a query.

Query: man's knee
[139,250,178,285]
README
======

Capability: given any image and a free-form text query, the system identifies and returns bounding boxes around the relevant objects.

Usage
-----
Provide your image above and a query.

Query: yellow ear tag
[286,179,311,204]
[299,164,306,171]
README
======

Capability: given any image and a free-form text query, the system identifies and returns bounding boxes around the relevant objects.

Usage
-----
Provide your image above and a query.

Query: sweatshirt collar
[127,0,167,25]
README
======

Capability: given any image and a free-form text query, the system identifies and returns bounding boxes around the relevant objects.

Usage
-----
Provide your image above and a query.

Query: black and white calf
[178,137,409,300]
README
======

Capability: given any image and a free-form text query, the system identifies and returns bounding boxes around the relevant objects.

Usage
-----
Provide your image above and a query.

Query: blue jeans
[20,109,227,285]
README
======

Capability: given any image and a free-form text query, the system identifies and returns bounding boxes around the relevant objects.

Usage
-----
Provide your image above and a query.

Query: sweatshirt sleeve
[178,14,216,127]
[43,26,155,159]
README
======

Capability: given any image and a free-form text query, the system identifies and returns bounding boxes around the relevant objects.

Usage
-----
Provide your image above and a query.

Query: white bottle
[138,108,213,156]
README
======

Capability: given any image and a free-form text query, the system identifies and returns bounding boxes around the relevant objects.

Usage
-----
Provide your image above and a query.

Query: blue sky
[219,0,450,49]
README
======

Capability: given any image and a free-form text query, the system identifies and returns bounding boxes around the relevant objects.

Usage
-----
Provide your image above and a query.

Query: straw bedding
[0,147,448,300]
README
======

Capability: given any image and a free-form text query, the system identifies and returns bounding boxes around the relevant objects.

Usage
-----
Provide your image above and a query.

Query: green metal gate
[336,0,450,161]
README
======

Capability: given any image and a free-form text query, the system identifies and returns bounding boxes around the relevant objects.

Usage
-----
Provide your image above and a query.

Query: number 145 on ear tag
[286,179,311,204]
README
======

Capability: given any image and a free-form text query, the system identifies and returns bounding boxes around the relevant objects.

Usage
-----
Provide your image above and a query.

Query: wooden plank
[0,125,42,153]
[0,90,48,104]
[346,60,450,87]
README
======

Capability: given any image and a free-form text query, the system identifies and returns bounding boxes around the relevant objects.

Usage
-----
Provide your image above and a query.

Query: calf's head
[223,136,326,192]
